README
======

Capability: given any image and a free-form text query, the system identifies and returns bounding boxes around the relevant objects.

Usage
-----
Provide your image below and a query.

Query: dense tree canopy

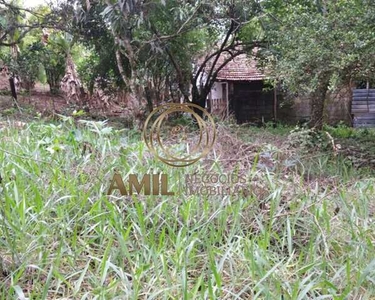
[250,0,375,128]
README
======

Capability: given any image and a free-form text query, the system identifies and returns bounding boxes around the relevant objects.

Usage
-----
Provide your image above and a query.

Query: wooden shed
[207,54,275,123]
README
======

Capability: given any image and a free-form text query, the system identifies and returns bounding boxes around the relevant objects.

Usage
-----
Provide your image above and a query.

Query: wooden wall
[229,81,274,123]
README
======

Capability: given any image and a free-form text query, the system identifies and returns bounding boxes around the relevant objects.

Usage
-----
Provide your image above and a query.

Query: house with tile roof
[207,52,276,123]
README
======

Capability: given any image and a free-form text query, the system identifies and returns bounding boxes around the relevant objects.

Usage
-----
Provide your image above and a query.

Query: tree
[0,0,67,47]
[1,42,42,92]
[39,34,67,94]
[0,0,71,102]
[253,0,375,129]
[99,0,261,111]
[74,0,129,94]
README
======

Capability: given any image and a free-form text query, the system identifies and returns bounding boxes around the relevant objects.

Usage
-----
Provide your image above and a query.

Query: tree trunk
[144,85,154,113]
[192,84,210,110]
[121,37,144,103]
[115,49,130,88]
[61,53,86,108]
[310,83,329,130]
[46,71,60,95]
[9,77,21,111]
[9,77,17,101]
[48,79,60,95]
[9,44,19,103]
[191,86,209,119]
[192,94,206,109]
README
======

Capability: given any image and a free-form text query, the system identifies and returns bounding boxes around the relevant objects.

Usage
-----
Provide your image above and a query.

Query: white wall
[209,82,223,99]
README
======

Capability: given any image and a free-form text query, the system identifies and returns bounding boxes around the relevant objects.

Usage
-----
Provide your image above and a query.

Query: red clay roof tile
[215,53,266,81]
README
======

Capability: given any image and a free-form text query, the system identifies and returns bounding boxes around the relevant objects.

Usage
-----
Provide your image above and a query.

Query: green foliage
[324,123,355,139]
[77,48,123,93]
[39,34,67,94]
[239,16,265,42]
[325,123,375,140]
[0,0,64,48]
[240,1,375,128]
[0,44,41,91]
[0,107,17,116]
[73,1,128,92]
[0,30,68,94]
[71,109,86,117]
[97,0,260,104]
[287,126,331,152]
[256,0,375,93]
[0,119,375,298]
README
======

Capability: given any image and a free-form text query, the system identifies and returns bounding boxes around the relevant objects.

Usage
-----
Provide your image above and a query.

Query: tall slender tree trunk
[115,36,147,108]
[115,49,130,88]
[9,45,19,103]
[122,38,144,101]
[61,53,86,108]
[46,70,61,95]
[9,76,21,111]
[144,85,154,113]
[9,77,17,101]
[190,87,203,127]
[192,93,206,108]
[191,84,210,118]
[310,83,329,130]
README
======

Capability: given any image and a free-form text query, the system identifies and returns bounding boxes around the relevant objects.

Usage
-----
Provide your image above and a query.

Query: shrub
[287,126,331,152]
[324,122,355,139]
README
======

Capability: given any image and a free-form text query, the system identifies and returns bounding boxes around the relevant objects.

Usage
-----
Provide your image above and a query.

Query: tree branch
[202,20,236,88]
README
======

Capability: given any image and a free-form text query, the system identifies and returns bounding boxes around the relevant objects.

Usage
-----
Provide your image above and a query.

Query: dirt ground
[0,84,130,121]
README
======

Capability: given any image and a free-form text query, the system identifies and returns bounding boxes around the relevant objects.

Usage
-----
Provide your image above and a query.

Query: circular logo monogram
[143,103,216,167]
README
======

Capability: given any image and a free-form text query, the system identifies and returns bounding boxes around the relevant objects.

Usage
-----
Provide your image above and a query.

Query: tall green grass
[0,117,374,299]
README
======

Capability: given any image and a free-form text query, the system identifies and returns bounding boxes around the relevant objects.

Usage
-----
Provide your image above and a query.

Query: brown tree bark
[191,85,208,116]
[9,77,17,101]
[115,49,130,88]
[61,53,86,107]
[310,83,329,130]
[46,69,61,95]
[144,85,154,113]
[114,36,146,106]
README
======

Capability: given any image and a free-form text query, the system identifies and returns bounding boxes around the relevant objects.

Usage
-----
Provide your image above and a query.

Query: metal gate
[352,89,375,128]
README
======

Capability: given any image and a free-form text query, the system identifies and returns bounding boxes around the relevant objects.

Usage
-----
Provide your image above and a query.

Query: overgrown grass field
[0,116,375,299]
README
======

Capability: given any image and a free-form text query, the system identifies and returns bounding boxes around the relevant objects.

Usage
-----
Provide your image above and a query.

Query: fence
[352,89,375,128]
[207,98,228,119]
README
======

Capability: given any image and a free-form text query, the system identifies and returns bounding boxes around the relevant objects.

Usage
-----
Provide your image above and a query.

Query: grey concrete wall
[278,85,352,126]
